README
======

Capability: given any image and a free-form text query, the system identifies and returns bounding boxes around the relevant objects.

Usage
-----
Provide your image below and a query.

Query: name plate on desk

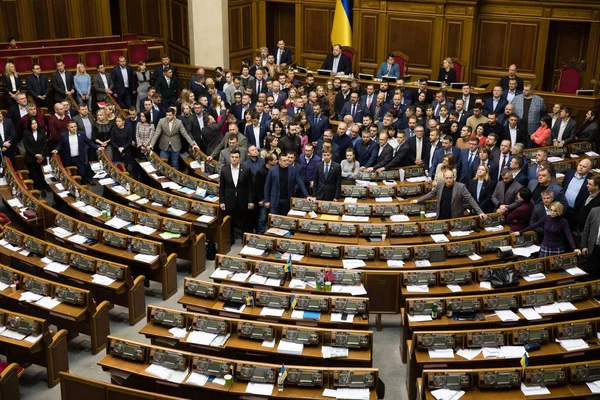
[278,240,306,255]
[397,184,423,197]
[355,171,376,181]
[7,315,39,336]
[570,142,594,154]
[185,280,218,299]
[23,276,50,296]
[295,296,329,312]
[373,204,400,216]
[318,201,345,215]
[150,348,188,371]
[102,232,128,249]
[332,270,362,285]
[219,286,253,304]
[237,322,274,341]
[389,223,419,237]
[23,237,45,256]
[427,372,470,390]
[293,199,317,212]
[333,370,375,388]
[513,232,537,248]
[403,271,436,286]
[521,289,555,307]
[271,216,297,232]
[477,370,520,389]
[78,224,100,241]
[331,331,370,348]
[379,247,410,260]
[150,307,184,328]
[420,221,449,235]
[344,246,375,260]
[569,363,600,383]
[115,207,136,223]
[333,298,367,314]
[359,225,387,237]
[257,263,286,279]
[328,223,357,237]
[439,269,472,285]
[402,203,424,215]
[247,235,275,251]
[514,260,544,276]
[55,286,86,306]
[133,184,150,199]
[479,237,510,253]
[282,327,320,345]
[556,284,589,302]
[55,215,76,232]
[342,186,367,198]
[378,170,399,180]
[557,321,593,339]
[369,186,395,198]
[149,190,169,206]
[298,220,327,234]
[192,316,229,335]
[310,243,341,258]
[256,292,290,309]
[548,254,578,271]
[169,196,191,212]
[467,331,504,348]
[285,368,324,387]
[525,367,567,386]
[236,364,277,383]
[482,294,518,311]
[416,333,458,350]
[138,214,162,230]
[446,242,476,257]
[345,204,372,216]
[193,357,234,379]
[294,267,324,282]
[4,228,24,247]
[131,238,158,255]
[408,300,444,318]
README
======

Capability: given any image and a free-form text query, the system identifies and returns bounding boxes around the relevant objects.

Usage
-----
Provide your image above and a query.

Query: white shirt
[253,125,261,149]
[231,165,240,187]
[196,114,204,130]
[509,126,517,145]
[506,90,516,103]
[557,118,569,142]
[166,77,171,86]
[462,96,470,108]
[68,133,79,157]
[18,106,27,118]
[0,122,4,141]
[33,130,38,141]
[59,71,68,90]
[120,67,129,88]
[9,76,16,91]
[332,56,340,73]
[100,73,109,89]
[493,98,500,111]
[82,117,93,139]
[277,49,283,65]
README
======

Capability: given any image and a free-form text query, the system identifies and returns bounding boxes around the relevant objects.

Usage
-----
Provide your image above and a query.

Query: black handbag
[490,266,519,288]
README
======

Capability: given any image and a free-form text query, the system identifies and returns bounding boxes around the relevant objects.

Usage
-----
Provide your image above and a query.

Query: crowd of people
[2,42,600,273]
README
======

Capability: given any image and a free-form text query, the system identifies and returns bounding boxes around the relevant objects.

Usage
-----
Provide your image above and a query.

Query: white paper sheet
[35,296,62,309]
[288,210,306,217]
[331,313,355,323]
[185,372,209,387]
[341,215,369,222]
[375,197,393,202]
[277,340,304,355]
[500,346,527,359]
[430,389,465,400]
[521,382,551,396]
[495,310,519,322]
[430,234,449,243]
[230,271,252,282]
[168,327,188,339]
[239,246,265,256]
[479,281,491,290]
[534,303,561,314]
[24,333,43,344]
[342,259,366,269]
[556,301,577,312]
[1,329,27,340]
[566,267,586,276]
[321,346,349,359]
[428,349,454,358]
[484,225,504,232]
[344,197,358,203]
[512,245,541,257]
[19,291,43,302]
[67,234,88,244]
[519,308,542,321]
[291,310,305,319]
[407,314,432,322]
[482,347,504,358]
[261,338,276,348]
[128,225,157,235]
[44,262,69,273]
[406,285,429,293]
[166,207,186,216]
[260,307,285,317]
[456,349,481,360]
[288,279,307,289]
[414,260,431,267]
[522,273,546,282]
[449,230,472,237]
[556,338,589,351]
[133,253,159,263]
[196,215,216,223]
[245,382,274,396]
[51,227,73,238]
[91,274,116,286]
[387,260,405,267]
[210,268,233,280]
[586,381,600,394]
[446,284,462,292]
[186,330,218,345]
[105,217,130,229]
[389,214,410,222]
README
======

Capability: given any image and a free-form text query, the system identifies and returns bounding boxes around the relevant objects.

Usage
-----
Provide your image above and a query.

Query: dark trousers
[69,155,90,182]
[26,161,45,191]
[224,205,249,240]
[117,90,133,108]
[277,198,291,216]
[584,245,600,280]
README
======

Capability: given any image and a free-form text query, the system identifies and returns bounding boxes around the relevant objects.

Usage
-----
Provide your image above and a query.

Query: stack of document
[91,274,116,286]
[230,271,251,282]
[331,313,354,323]
[456,349,481,360]
[342,259,366,269]
[128,225,157,235]
[428,349,454,358]
[521,382,550,396]
[322,346,349,359]
[35,296,62,309]
[556,338,589,351]
[495,310,519,321]
[406,285,429,293]
[210,269,233,280]
[239,246,264,256]
[144,364,188,383]
[134,254,159,263]
[429,388,465,400]
[68,234,88,244]
[260,307,285,317]
[277,340,303,355]
[168,327,188,339]
[186,330,217,345]
[585,381,600,393]
[105,217,130,229]
[245,383,274,396]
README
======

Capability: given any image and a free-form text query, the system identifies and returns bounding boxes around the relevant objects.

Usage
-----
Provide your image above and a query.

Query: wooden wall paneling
[360,14,377,65]
[430,7,445,79]
[585,22,600,89]
[294,2,302,68]
[125,0,143,33]
[476,20,506,69]
[145,0,163,36]
[301,4,334,71]
[31,0,52,39]
[2,1,21,42]
[507,23,538,73]
[52,0,71,39]
[387,16,433,76]
[257,0,267,51]
[228,0,256,70]
[444,21,463,60]
[166,0,190,63]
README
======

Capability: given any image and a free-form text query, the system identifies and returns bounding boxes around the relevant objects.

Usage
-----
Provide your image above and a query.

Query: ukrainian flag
[331,0,353,47]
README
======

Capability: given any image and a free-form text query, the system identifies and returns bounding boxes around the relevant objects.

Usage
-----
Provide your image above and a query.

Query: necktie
[324,164,329,179]
[468,153,474,169]
[501,155,506,170]
[351,104,356,118]
[257,81,261,93]
[367,96,372,109]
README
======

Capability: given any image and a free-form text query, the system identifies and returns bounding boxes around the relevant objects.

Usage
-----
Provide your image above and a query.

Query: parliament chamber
[2,0,600,399]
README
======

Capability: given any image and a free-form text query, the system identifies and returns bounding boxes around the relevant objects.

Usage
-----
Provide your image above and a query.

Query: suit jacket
[155,75,183,102]
[359,94,377,116]
[468,179,496,213]
[514,169,528,187]
[264,165,309,213]
[72,114,97,141]
[149,117,195,152]
[431,100,455,117]
[491,179,523,211]
[372,144,393,170]
[578,192,600,232]
[268,90,288,109]
[501,124,526,145]
[26,74,50,100]
[6,104,28,129]
[550,118,578,144]
[307,113,329,142]
[247,77,268,102]
[562,170,592,210]
[334,91,352,117]
[154,64,177,79]
[500,76,524,91]
[500,89,522,103]
[231,104,253,122]
[22,128,48,164]
[512,94,547,134]
[272,48,292,65]
[353,140,378,168]
[459,149,479,183]
[386,141,412,169]
[339,101,365,123]
[219,164,254,210]
[428,147,461,179]
[51,70,74,101]
[488,146,501,165]
[574,120,600,147]
[218,147,248,167]
[406,89,433,105]
[527,181,568,208]
[406,136,432,169]
[470,159,499,183]
[55,131,98,165]
[0,119,16,155]
[244,124,268,149]
[377,62,400,79]
[527,163,542,182]
[92,73,114,102]
[313,161,342,200]
[321,53,352,75]
[581,207,600,251]
[111,65,135,98]
[418,181,483,218]
[483,97,508,116]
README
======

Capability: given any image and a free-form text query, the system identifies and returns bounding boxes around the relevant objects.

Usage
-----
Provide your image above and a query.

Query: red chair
[390,50,410,77]
[61,54,79,69]
[107,50,125,66]
[128,41,148,63]
[554,58,585,94]
[341,46,356,75]
[451,58,466,82]
[85,52,103,68]
[13,56,33,72]
[39,55,56,71]
[122,33,138,41]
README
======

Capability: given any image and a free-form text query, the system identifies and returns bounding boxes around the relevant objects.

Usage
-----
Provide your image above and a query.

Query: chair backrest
[127,41,148,64]
[122,33,138,41]
[39,55,57,71]
[390,50,410,77]
[107,50,125,66]
[61,54,79,69]
[342,46,356,74]
[451,58,465,82]
[557,66,582,94]
[13,56,33,72]
[84,52,103,70]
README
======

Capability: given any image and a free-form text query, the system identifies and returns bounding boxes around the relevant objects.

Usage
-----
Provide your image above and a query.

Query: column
[188,0,230,68]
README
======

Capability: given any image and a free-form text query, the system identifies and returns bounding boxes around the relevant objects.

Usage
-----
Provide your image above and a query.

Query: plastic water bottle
[200,161,205,173]
[106,204,111,218]
[74,187,80,201]
[127,242,132,252]
[277,373,284,392]
[126,182,131,195]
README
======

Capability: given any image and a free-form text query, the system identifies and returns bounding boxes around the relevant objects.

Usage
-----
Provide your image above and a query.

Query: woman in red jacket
[530,115,552,147]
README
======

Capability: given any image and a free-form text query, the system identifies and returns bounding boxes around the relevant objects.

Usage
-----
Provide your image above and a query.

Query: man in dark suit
[7,93,28,129]
[483,86,508,116]
[527,148,548,182]
[92,63,115,103]
[573,109,600,146]
[0,112,16,163]
[495,139,512,180]
[500,79,523,104]
[231,94,253,122]
[529,190,553,240]
[453,100,470,130]
[527,168,568,208]
[264,153,312,215]
[308,103,329,143]
[562,159,593,228]
[406,125,431,170]
[578,176,600,234]
[111,56,135,108]
[72,104,97,161]
[428,135,461,180]
[154,55,177,79]
[51,61,74,102]
[414,169,486,219]
[485,133,501,165]
[581,206,600,278]
[501,113,525,146]
[26,64,50,108]
[313,149,341,201]
[155,67,183,109]
[267,81,287,109]
[491,168,523,213]
[511,156,528,187]
[406,78,433,105]
[354,130,378,168]
[551,106,578,147]
[459,137,480,183]
[385,131,412,169]
[321,44,352,75]
[273,39,292,67]
[52,121,101,184]
[431,91,454,117]
[360,84,377,117]
[248,69,268,104]
[219,149,254,242]
[471,147,499,183]
[244,112,268,149]
[499,64,524,91]
[458,84,476,111]
[339,92,365,123]
[364,132,393,173]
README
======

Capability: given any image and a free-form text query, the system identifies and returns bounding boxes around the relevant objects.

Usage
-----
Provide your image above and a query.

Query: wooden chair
[390,50,410,77]
[554,58,585,94]
[341,46,356,75]
[128,41,149,64]
[0,362,21,400]
[451,57,466,82]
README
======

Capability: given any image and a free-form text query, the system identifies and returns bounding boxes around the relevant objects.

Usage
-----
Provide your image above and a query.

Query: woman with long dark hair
[23,119,48,197]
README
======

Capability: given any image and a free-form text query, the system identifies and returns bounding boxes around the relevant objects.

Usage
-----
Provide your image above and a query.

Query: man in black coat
[219,149,254,242]
[313,149,341,201]
[321,44,352,75]
[111,56,135,108]
[51,61,74,102]
[26,64,50,108]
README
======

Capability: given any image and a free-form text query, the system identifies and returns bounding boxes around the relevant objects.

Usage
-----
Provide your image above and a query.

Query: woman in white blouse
[2,62,22,106]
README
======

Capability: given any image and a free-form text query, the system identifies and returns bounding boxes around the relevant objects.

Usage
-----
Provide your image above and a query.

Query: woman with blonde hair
[437,57,456,85]
[284,87,297,109]
[2,62,22,106]
[210,94,224,119]
[94,108,113,159]
[468,164,496,213]
[74,63,92,109]
[431,153,457,188]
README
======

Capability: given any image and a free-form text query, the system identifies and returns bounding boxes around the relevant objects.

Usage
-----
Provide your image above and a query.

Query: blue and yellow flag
[291,295,297,309]
[284,254,292,273]
[280,364,288,380]
[520,352,529,368]
[331,0,353,47]
[246,295,254,306]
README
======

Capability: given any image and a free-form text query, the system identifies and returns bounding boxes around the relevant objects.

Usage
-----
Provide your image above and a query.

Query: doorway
[542,21,589,91]
[265,2,296,61]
